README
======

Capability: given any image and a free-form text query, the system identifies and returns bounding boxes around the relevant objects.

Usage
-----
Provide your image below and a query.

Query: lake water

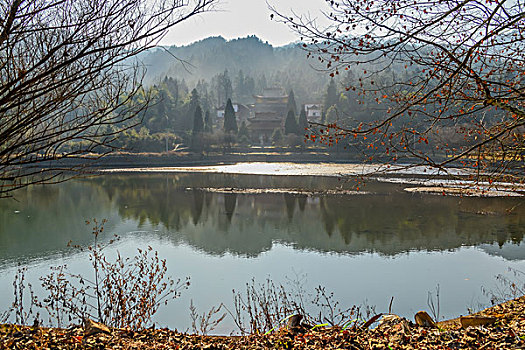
[1,165,524,333]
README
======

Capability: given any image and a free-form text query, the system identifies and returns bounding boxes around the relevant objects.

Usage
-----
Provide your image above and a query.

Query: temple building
[304,104,323,123]
[248,87,288,144]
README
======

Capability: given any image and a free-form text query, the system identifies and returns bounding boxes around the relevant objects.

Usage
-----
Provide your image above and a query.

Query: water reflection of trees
[224,193,237,223]
[95,174,525,258]
[0,182,117,265]
[318,195,524,251]
[2,174,524,263]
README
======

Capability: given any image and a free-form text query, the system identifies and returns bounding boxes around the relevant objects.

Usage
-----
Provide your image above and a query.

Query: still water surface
[1,170,524,333]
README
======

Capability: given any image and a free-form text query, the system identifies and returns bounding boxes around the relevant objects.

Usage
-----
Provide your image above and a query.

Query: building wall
[249,88,289,144]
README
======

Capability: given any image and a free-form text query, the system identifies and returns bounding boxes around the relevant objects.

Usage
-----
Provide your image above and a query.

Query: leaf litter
[2,295,525,349]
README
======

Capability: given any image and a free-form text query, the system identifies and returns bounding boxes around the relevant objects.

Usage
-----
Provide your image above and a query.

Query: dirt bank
[2,295,524,349]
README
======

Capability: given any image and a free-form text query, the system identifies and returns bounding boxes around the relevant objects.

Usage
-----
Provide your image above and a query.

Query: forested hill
[94,35,478,155]
[139,35,329,102]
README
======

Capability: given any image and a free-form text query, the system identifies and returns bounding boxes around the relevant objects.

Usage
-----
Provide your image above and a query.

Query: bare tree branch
[0,0,218,197]
[275,0,525,189]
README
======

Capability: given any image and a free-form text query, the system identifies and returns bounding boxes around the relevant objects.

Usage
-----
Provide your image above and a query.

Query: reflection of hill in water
[1,173,524,263]
[100,174,525,259]
[0,182,120,265]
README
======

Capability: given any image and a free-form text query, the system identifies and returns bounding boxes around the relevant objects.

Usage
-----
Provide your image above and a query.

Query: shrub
[6,219,189,329]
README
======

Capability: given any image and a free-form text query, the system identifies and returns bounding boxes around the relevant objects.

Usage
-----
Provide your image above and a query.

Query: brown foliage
[274,1,525,187]
[4,219,189,330]
[0,0,217,198]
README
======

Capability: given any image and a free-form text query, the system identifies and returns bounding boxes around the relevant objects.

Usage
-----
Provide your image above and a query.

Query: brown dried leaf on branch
[273,0,525,189]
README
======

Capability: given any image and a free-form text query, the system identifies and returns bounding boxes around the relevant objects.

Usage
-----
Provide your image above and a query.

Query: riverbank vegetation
[1,295,525,349]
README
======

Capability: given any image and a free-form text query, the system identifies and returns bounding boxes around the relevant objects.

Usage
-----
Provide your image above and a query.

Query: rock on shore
[1,295,525,349]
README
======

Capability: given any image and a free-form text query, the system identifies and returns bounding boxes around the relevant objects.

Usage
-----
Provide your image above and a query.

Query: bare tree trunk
[0,0,218,198]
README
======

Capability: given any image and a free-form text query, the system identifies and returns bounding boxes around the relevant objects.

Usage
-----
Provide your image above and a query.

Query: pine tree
[324,78,338,110]
[287,89,298,116]
[223,98,238,133]
[189,88,200,114]
[284,110,299,135]
[192,104,204,151]
[193,105,204,134]
[186,88,200,131]
[298,108,308,135]
[204,110,212,133]
[203,109,213,155]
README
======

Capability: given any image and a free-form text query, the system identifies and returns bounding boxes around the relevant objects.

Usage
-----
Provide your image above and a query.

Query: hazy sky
[160,0,331,47]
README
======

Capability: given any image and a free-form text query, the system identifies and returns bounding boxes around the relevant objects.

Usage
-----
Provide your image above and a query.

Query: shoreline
[94,160,525,197]
[2,295,524,349]
[33,151,524,197]
[69,151,364,169]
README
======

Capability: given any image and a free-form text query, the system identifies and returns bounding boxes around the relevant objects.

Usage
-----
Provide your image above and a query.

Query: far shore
[90,150,363,169]
[40,151,524,197]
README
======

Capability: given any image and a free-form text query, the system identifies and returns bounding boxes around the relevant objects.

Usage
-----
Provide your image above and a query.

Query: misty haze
[1,0,524,347]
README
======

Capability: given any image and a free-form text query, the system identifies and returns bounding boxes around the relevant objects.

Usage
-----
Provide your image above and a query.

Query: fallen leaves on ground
[1,296,525,349]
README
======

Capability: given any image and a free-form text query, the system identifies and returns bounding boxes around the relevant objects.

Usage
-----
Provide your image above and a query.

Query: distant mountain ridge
[140,35,327,90]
